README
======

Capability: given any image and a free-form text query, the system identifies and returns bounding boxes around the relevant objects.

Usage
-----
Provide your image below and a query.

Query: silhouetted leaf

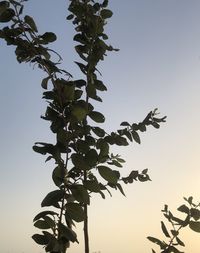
[71,185,90,205]
[71,153,88,170]
[89,111,105,123]
[59,223,78,243]
[177,205,189,214]
[176,237,185,247]
[120,121,130,126]
[101,9,113,19]
[131,130,141,144]
[91,126,105,137]
[41,76,51,89]
[66,14,74,20]
[189,221,200,233]
[33,211,58,222]
[41,190,64,207]
[98,166,118,184]
[191,208,200,221]
[72,105,87,121]
[24,15,38,32]
[66,202,85,222]
[84,180,100,192]
[0,8,15,22]
[32,234,48,245]
[41,32,57,43]
[161,221,170,238]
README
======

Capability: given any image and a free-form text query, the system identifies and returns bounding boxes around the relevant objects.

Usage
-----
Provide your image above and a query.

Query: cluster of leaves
[147,197,200,253]
[0,1,166,253]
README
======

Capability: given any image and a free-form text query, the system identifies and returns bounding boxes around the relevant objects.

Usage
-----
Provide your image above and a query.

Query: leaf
[72,105,87,121]
[102,0,109,7]
[58,223,78,243]
[41,76,51,89]
[131,130,141,144]
[89,111,105,123]
[71,153,88,170]
[0,8,15,22]
[0,1,9,15]
[120,121,130,127]
[94,80,107,91]
[41,190,64,207]
[101,9,113,19]
[32,234,48,245]
[24,15,38,32]
[91,127,105,137]
[66,14,74,20]
[116,183,126,196]
[66,202,85,222]
[70,185,90,205]
[98,166,119,184]
[147,236,166,248]
[176,237,185,247]
[74,61,87,74]
[33,211,58,222]
[177,204,189,214]
[189,221,200,233]
[85,149,98,167]
[52,166,65,187]
[41,32,57,43]
[84,180,100,193]
[161,221,170,238]
[34,219,51,230]
[191,208,200,221]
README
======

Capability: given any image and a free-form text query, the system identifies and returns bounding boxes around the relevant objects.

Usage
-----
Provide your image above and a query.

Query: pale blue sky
[1,1,200,253]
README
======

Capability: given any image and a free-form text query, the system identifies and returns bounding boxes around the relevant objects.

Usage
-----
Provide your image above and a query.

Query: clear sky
[0,0,200,253]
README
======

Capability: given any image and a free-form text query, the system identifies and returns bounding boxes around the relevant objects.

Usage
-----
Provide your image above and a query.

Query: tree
[0,1,166,253]
[148,196,200,253]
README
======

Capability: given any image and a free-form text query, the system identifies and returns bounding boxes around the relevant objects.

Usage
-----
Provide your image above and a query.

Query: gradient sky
[0,1,200,253]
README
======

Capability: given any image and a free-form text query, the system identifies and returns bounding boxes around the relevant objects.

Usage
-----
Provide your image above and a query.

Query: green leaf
[52,166,65,187]
[147,236,166,248]
[59,223,78,243]
[33,211,58,222]
[41,190,64,207]
[76,140,90,154]
[70,185,90,205]
[176,237,185,247]
[66,202,85,222]
[89,111,105,123]
[72,105,87,121]
[131,130,141,144]
[71,153,88,170]
[98,166,119,184]
[66,14,74,20]
[34,219,51,229]
[191,208,200,221]
[101,9,113,19]
[120,121,130,127]
[41,76,51,89]
[189,221,200,233]
[116,183,126,196]
[91,127,105,137]
[161,221,170,238]
[177,204,189,214]
[0,8,15,22]
[94,80,107,91]
[32,234,48,245]
[41,32,57,43]
[84,180,101,193]
[24,15,38,32]
[102,0,108,7]
[0,1,9,15]
[85,149,98,167]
